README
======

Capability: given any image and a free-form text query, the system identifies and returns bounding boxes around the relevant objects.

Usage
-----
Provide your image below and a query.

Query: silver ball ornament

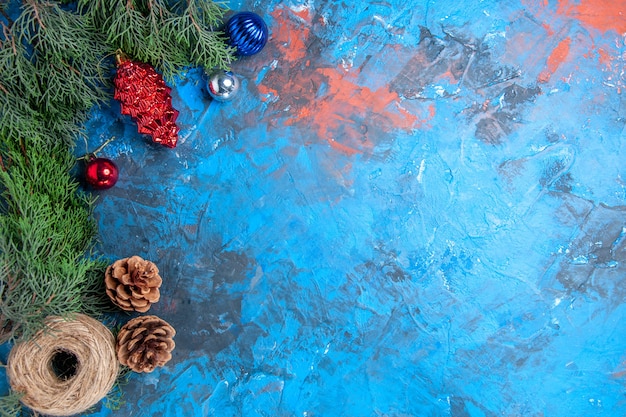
[207,70,240,102]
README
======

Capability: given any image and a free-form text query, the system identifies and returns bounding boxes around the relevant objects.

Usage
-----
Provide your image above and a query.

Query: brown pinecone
[116,315,176,373]
[104,256,162,312]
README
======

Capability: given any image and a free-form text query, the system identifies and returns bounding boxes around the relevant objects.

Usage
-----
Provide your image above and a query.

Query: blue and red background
[7,0,626,415]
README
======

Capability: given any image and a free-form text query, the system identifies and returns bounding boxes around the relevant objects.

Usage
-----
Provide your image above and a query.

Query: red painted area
[614,359,626,378]
[271,7,311,62]
[538,37,572,83]
[542,23,555,36]
[257,84,279,100]
[594,46,625,93]
[260,7,433,155]
[521,0,626,88]
[302,68,430,155]
[292,6,313,22]
[597,47,612,66]
[557,0,626,34]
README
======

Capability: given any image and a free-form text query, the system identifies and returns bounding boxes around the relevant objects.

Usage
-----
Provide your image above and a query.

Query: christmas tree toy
[0,0,236,415]
[85,157,119,189]
[114,53,180,148]
[226,11,269,56]
[207,70,241,101]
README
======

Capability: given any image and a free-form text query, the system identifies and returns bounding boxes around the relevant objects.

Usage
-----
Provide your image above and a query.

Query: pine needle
[0,2,235,412]
[0,392,23,417]
[0,137,107,343]
[81,0,234,80]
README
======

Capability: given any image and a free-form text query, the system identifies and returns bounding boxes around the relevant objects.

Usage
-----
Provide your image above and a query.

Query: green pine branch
[0,0,236,360]
[0,2,111,151]
[0,137,110,343]
[0,0,237,340]
[0,0,239,413]
[78,0,234,80]
[0,392,23,417]
[7,1,111,118]
[168,0,233,71]
[1,0,235,148]
[0,0,238,412]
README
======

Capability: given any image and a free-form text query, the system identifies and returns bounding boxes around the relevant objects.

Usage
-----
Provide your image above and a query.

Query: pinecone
[104,256,162,312]
[116,316,176,373]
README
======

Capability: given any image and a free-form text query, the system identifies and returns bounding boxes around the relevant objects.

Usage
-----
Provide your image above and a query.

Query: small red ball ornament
[85,157,119,190]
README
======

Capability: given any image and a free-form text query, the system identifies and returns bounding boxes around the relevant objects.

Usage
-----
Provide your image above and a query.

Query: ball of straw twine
[7,314,119,416]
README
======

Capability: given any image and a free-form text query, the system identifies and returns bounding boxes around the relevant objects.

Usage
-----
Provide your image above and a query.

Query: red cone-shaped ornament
[113,54,180,148]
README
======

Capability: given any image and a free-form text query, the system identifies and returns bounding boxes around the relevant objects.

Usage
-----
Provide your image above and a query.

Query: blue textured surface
[4,0,626,415]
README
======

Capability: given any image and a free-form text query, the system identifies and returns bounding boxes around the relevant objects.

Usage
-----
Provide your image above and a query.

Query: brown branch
[0,316,16,345]
[147,0,160,34]
[19,137,28,164]
[26,0,46,31]
[1,22,16,55]
[0,6,13,26]
[62,59,81,77]
[187,4,202,34]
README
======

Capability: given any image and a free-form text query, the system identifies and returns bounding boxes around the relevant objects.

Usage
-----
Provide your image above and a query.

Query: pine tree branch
[0,391,22,417]
[0,7,14,27]
[0,0,237,346]
[87,0,233,79]
[0,137,109,343]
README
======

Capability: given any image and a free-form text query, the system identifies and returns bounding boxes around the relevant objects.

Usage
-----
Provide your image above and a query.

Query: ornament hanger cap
[115,50,131,66]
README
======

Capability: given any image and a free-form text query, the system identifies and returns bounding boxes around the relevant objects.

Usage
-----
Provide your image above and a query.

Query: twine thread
[7,314,119,416]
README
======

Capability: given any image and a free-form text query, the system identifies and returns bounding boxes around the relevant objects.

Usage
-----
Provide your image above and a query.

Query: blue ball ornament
[226,12,268,56]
